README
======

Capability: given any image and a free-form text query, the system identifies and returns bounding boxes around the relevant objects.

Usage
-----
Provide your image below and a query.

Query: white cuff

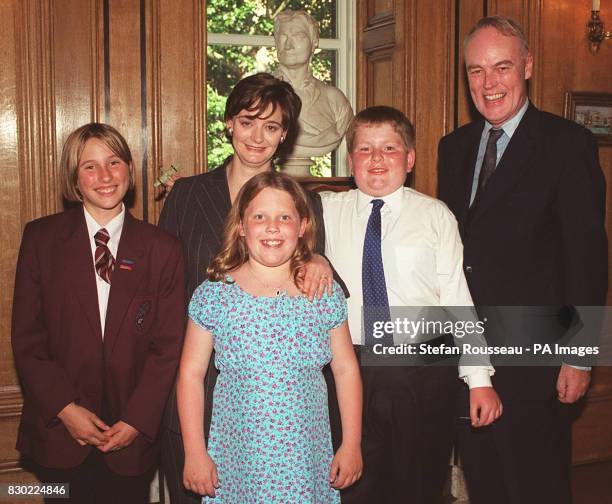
[565,364,592,372]
[460,366,494,389]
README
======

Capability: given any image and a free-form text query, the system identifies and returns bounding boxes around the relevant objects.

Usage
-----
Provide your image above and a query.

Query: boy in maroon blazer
[12,123,185,503]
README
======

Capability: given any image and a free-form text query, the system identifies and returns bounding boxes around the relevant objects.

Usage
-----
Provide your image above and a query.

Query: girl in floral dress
[177,171,362,503]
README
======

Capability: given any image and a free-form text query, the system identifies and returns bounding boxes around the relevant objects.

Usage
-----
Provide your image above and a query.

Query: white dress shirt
[321,187,494,388]
[84,205,125,337]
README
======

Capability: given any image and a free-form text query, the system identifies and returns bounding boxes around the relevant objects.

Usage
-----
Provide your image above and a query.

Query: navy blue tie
[362,199,392,347]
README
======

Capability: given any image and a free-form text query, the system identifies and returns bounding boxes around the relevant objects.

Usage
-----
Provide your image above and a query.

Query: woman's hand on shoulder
[329,442,363,489]
[298,254,333,301]
[183,451,219,497]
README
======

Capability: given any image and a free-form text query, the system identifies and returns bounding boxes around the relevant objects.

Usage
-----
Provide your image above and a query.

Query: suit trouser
[28,450,153,504]
[161,363,343,504]
[456,385,572,504]
[342,363,457,504]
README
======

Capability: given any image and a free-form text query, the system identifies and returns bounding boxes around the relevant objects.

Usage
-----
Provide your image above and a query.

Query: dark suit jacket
[12,206,185,476]
[438,104,608,398]
[158,158,334,433]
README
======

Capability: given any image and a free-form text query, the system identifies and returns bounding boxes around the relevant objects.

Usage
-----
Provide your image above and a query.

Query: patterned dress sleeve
[188,280,221,333]
[317,280,348,331]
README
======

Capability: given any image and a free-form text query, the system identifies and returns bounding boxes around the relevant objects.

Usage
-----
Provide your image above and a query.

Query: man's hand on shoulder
[557,364,591,403]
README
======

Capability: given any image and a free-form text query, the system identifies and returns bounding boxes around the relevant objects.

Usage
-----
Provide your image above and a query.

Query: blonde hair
[60,123,134,202]
[346,106,416,152]
[207,171,316,286]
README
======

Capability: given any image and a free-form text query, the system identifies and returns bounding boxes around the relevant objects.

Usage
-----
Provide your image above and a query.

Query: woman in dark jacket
[159,73,339,504]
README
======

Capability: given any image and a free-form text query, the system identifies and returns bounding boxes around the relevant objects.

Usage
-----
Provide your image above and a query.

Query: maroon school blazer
[12,206,185,476]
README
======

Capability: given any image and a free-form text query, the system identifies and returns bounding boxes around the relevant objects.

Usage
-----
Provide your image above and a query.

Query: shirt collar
[355,186,404,217]
[483,98,529,139]
[84,204,126,244]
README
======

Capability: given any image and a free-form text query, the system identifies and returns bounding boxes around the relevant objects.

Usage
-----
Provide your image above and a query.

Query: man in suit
[12,123,185,503]
[438,16,607,504]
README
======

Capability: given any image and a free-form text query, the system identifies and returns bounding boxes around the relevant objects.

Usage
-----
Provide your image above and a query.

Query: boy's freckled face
[349,123,415,197]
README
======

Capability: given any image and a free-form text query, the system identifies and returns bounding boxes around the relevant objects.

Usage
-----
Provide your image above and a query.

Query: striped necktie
[94,228,115,284]
[475,128,504,200]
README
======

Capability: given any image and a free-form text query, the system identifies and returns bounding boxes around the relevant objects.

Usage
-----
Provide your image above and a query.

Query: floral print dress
[188,278,347,503]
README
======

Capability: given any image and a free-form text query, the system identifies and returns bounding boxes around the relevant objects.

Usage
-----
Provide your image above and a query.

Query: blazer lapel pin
[119,258,135,271]
[136,301,152,330]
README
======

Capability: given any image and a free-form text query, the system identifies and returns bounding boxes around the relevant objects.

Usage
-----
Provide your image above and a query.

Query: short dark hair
[224,73,302,157]
[345,106,416,152]
[60,122,134,202]
[464,16,529,55]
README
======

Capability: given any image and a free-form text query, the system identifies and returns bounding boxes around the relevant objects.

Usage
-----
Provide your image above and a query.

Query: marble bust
[273,9,353,175]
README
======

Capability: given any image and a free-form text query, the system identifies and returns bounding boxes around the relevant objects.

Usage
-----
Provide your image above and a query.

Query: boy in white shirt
[320,106,501,503]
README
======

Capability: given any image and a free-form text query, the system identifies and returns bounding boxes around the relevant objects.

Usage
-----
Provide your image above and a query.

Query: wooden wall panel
[602,148,612,306]
[15,0,59,222]
[52,0,104,149]
[0,386,22,478]
[536,0,612,116]
[107,0,145,219]
[455,0,485,128]
[532,0,612,303]
[532,0,612,464]
[358,0,452,196]
[0,0,25,483]
[412,0,453,196]
[369,55,394,106]
[0,0,21,390]
[359,1,404,111]
[149,0,206,219]
[489,0,530,27]
[573,367,612,464]
[374,0,393,18]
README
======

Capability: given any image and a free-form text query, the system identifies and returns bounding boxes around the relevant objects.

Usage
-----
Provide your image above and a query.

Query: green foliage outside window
[206,0,337,176]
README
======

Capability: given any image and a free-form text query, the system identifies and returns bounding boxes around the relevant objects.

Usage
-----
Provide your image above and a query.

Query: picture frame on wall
[564,92,612,146]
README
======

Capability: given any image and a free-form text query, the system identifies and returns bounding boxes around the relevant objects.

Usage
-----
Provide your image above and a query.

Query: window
[206,0,355,176]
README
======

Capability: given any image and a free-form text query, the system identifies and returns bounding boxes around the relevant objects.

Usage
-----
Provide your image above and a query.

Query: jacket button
[465,265,473,273]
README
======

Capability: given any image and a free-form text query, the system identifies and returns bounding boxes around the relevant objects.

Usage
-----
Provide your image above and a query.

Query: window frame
[206,1,356,176]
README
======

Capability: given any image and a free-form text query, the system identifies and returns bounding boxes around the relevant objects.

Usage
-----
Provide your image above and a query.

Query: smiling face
[275,17,315,69]
[226,104,286,171]
[240,187,307,269]
[465,26,532,128]
[349,122,415,197]
[77,138,132,225]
